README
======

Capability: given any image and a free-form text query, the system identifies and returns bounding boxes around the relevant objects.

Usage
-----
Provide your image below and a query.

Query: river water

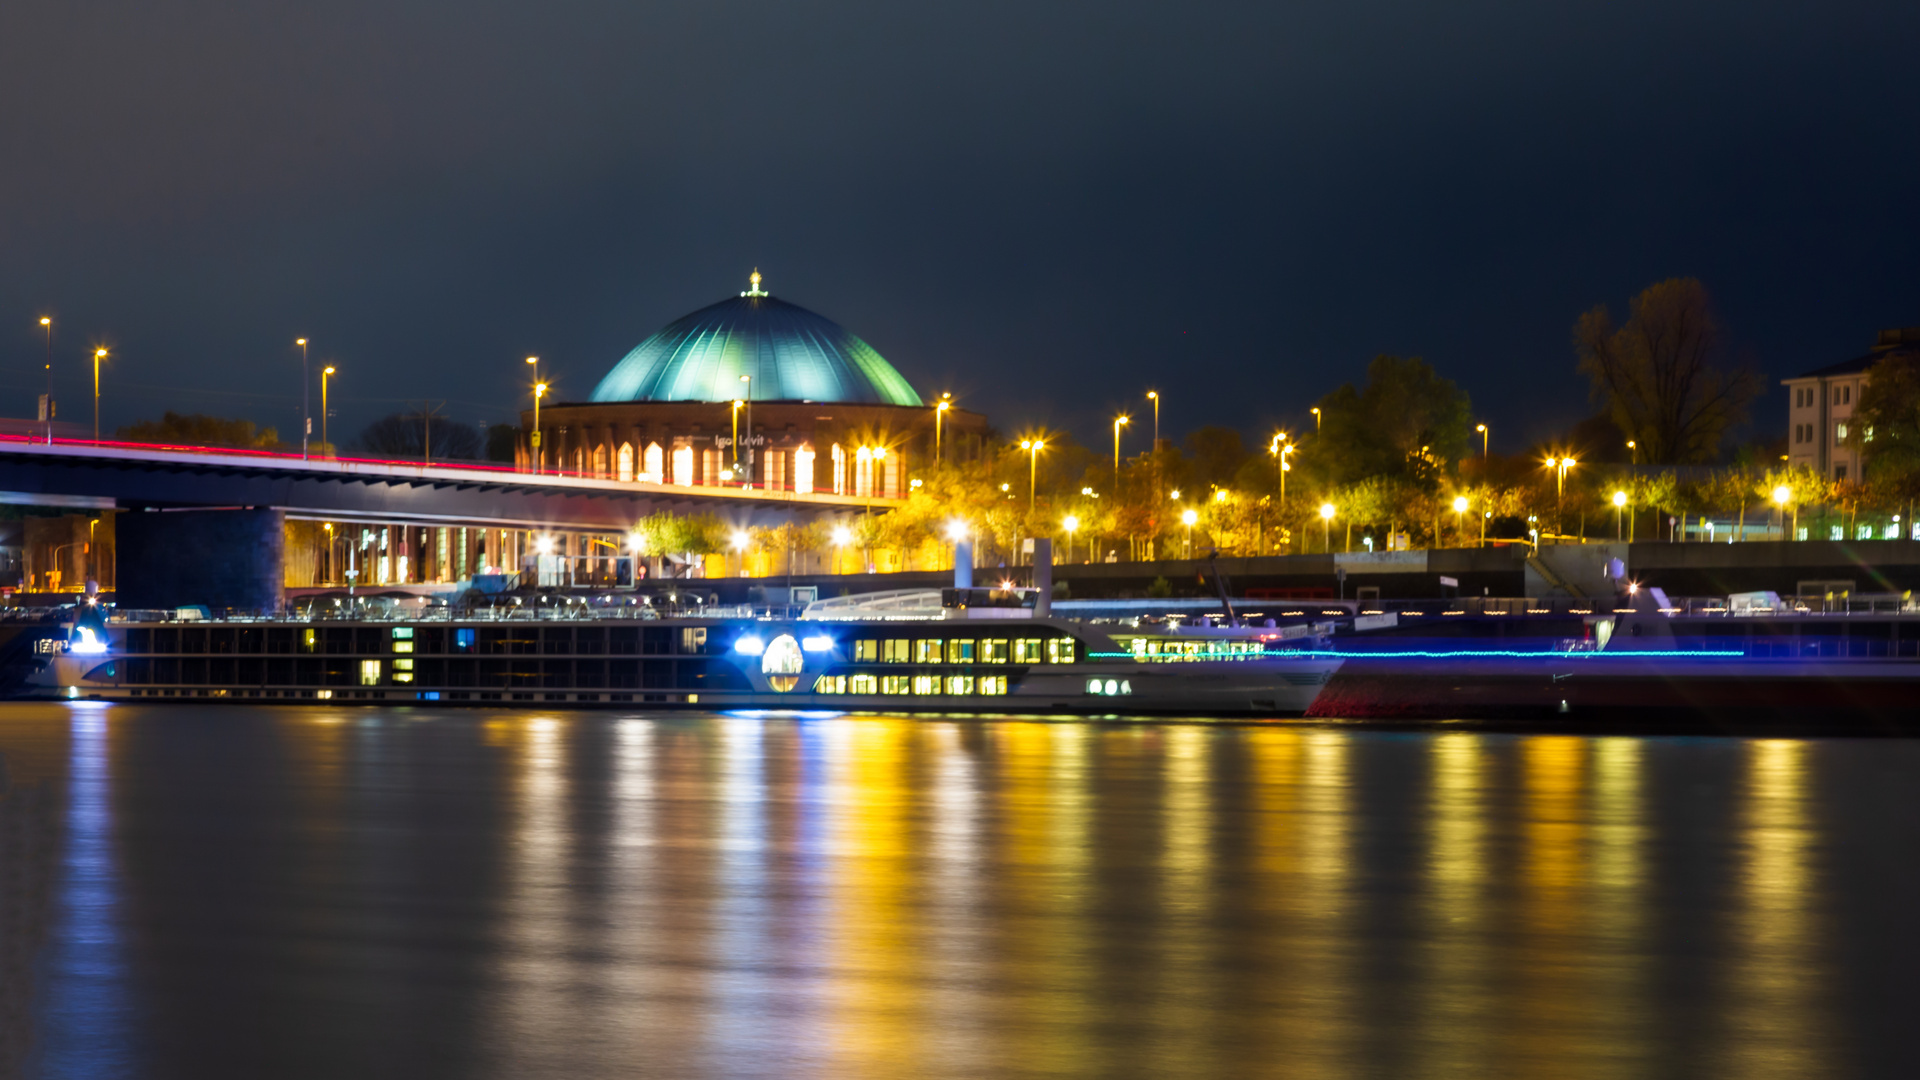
[1,704,1914,1078]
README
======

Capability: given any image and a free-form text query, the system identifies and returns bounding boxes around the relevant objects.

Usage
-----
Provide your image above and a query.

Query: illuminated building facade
[520,273,988,496]
[1783,326,1919,483]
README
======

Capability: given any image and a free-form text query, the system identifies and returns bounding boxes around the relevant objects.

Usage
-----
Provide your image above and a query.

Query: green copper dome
[589,275,923,406]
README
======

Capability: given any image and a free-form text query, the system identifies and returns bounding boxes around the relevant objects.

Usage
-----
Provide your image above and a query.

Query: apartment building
[1783,327,1920,481]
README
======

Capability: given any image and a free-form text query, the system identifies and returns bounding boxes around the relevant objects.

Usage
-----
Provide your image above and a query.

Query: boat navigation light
[69,627,108,655]
[734,635,767,656]
[801,635,834,652]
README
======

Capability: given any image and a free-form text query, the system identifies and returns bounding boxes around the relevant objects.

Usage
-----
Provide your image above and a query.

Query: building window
[882,639,910,663]
[643,442,664,484]
[1013,638,1044,664]
[1835,464,1848,481]
[617,443,635,482]
[945,674,975,695]
[978,675,1008,695]
[359,660,381,686]
[914,639,943,663]
[946,639,975,663]
[1836,422,1848,443]
[981,639,1010,663]
[911,674,941,695]
[671,444,695,486]
[882,675,911,694]
[1857,524,1875,541]
[1843,385,1852,404]
[794,445,815,495]
[854,639,879,662]
[850,674,879,694]
[1047,638,1077,664]
[813,674,846,694]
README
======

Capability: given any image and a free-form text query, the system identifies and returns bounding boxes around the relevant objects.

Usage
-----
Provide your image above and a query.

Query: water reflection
[1,708,1902,1079]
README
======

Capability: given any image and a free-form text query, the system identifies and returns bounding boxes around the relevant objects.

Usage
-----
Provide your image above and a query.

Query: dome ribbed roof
[589,282,922,406]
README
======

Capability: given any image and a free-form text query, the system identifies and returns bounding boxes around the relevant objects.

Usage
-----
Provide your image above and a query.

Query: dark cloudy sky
[3,0,1916,455]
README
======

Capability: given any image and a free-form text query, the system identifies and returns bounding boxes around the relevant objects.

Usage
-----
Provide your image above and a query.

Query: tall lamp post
[739,374,752,485]
[321,366,336,455]
[525,356,543,473]
[91,348,107,442]
[1181,508,1197,559]
[934,393,952,466]
[730,399,745,481]
[1452,495,1469,547]
[1476,423,1488,459]
[1546,456,1576,537]
[1773,485,1794,542]
[1613,489,1627,540]
[39,318,52,445]
[1063,514,1079,564]
[1020,439,1044,511]
[296,338,310,459]
[1319,502,1335,554]
[1112,415,1129,489]
[1147,390,1161,513]
[1311,407,1321,433]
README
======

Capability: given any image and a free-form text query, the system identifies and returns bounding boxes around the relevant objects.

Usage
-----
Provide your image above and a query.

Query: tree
[484,424,520,464]
[1575,278,1759,464]
[1309,355,1472,489]
[117,411,279,449]
[356,412,483,461]
[1848,350,1920,487]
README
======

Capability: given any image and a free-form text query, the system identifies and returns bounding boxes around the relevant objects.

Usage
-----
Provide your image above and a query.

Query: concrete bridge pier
[117,508,286,612]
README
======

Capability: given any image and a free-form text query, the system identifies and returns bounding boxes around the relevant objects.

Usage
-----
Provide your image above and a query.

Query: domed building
[519,272,986,497]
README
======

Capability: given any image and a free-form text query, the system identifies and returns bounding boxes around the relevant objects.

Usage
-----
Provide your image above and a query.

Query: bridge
[0,437,902,609]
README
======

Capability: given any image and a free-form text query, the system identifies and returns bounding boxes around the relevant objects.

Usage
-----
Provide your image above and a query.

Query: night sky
[4,0,1916,456]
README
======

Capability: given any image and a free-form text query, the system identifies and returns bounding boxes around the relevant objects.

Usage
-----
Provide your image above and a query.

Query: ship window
[393,673,414,684]
[813,674,846,694]
[853,639,879,662]
[392,627,414,640]
[911,674,941,694]
[946,639,976,663]
[914,639,942,663]
[883,639,910,663]
[392,641,414,654]
[981,639,1009,663]
[945,674,974,695]
[1047,638,1077,664]
[393,659,414,671]
[359,660,381,686]
[979,675,1008,695]
[1013,638,1044,664]
[454,628,477,651]
[850,674,879,694]
[302,628,317,653]
[882,675,911,694]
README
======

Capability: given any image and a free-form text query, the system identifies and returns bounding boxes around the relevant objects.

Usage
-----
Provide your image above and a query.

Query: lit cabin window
[947,639,975,663]
[981,639,1010,663]
[911,674,942,694]
[854,640,879,662]
[393,659,414,672]
[302,628,317,653]
[1013,638,1044,664]
[455,628,477,651]
[359,660,381,686]
[1047,638,1077,664]
[883,639,910,663]
[944,674,975,695]
[392,627,414,640]
[978,675,1008,695]
[914,640,943,664]
[813,674,847,694]
[882,675,911,694]
[850,674,880,694]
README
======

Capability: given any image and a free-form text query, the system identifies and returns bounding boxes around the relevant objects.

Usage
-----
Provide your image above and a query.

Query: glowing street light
[526,357,545,473]
[1544,455,1576,537]
[1476,423,1488,459]
[321,366,337,454]
[1311,406,1321,432]
[1773,484,1796,540]
[1181,507,1198,559]
[1452,494,1469,545]
[1063,513,1080,564]
[1269,433,1293,510]
[38,317,52,446]
[1112,415,1129,487]
[934,393,954,466]
[1319,501,1335,553]
[731,398,746,481]
[91,348,107,442]
[1019,438,1045,511]
[296,338,310,459]
[738,374,753,486]
[1612,489,1628,540]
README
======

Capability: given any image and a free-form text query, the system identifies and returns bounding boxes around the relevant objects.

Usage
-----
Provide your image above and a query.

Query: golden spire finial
[744,268,767,297]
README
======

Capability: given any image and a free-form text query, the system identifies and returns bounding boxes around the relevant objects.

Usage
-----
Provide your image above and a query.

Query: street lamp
[1452,494,1469,546]
[525,357,544,473]
[1113,415,1129,488]
[91,348,107,442]
[731,399,745,481]
[1019,439,1045,512]
[321,366,336,454]
[1269,434,1293,511]
[1773,484,1794,541]
[1612,489,1627,540]
[1063,514,1080,564]
[739,374,753,485]
[934,393,952,465]
[1311,407,1321,432]
[39,318,52,446]
[1476,423,1488,459]
[1544,455,1576,537]
[296,338,310,459]
[1627,440,1637,464]
[1181,507,1198,559]
[1319,502,1335,553]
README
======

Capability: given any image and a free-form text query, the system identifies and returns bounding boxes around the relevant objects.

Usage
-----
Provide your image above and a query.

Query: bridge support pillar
[117,508,286,612]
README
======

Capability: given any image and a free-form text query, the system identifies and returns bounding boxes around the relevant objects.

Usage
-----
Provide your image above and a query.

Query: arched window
[644,442,664,484]
[592,443,609,479]
[617,443,635,482]
[671,444,695,486]
[793,445,815,495]
[831,444,847,496]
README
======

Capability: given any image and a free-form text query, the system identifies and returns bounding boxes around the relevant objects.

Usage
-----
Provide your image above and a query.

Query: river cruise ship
[31,588,1345,715]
